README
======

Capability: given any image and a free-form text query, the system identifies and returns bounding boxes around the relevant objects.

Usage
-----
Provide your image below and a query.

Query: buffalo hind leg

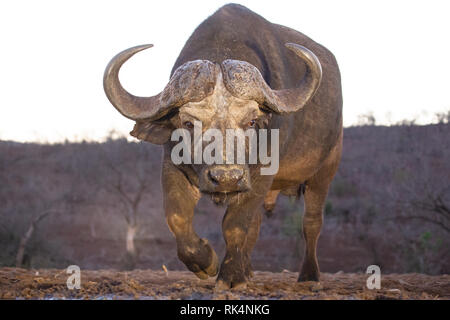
[299,139,342,282]
[298,180,326,281]
[243,208,262,278]
[163,162,219,279]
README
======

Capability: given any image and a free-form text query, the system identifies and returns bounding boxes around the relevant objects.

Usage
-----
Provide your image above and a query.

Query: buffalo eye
[248,119,257,128]
[183,121,194,129]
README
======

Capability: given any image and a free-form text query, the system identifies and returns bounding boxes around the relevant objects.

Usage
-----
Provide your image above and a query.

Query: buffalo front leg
[216,195,264,290]
[162,162,218,279]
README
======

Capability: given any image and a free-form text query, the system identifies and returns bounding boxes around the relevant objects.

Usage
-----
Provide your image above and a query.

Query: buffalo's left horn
[221,43,322,114]
[103,44,163,120]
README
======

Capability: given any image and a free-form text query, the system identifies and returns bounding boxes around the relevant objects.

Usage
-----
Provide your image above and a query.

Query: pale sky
[0,0,449,142]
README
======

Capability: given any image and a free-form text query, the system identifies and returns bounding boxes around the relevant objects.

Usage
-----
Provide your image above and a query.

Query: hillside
[0,124,449,276]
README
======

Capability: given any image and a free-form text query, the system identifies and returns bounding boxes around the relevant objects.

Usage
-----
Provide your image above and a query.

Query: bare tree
[1,145,73,268]
[392,126,450,235]
[397,183,450,234]
[16,210,59,267]
[104,158,149,259]
[96,135,158,268]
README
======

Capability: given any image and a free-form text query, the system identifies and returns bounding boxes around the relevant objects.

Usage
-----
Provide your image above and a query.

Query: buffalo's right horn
[103,44,163,120]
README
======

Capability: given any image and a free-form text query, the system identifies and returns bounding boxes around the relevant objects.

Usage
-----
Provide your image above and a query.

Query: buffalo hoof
[215,254,249,290]
[193,248,219,280]
[179,238,219,280]
[298,266,320,282]
[215,278,247,291]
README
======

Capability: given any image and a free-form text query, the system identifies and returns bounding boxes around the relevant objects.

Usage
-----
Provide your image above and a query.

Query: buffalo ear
[130,119,173,145]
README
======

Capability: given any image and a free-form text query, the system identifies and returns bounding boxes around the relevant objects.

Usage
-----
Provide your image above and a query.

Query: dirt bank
[0,267,448,300]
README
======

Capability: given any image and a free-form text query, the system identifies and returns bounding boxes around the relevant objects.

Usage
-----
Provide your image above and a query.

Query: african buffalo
[103,3,342,289]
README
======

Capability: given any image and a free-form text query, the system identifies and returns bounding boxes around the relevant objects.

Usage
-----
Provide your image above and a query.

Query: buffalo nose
[208,167,244,186]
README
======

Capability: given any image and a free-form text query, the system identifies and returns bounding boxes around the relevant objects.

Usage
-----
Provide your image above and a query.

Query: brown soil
[0,267,448,300]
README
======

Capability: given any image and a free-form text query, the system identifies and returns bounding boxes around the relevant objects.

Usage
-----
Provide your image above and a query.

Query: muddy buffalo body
[103,4,342,289]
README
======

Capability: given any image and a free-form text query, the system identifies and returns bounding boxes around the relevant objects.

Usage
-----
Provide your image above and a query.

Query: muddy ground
[0,267,448,300]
